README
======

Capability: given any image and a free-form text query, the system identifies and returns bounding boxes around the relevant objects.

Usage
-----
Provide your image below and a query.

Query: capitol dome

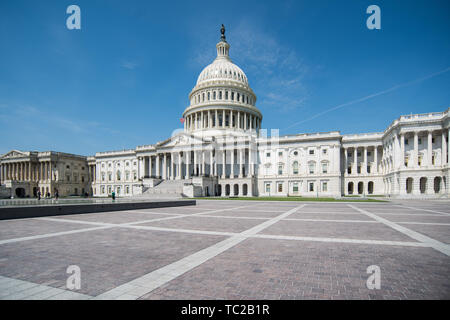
[183,25,262,134]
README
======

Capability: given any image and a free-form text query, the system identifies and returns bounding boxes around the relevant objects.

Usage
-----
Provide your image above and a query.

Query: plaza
[0,199,449,300]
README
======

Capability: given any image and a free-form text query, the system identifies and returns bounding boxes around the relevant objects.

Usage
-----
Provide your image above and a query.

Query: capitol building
[1,27,449,199]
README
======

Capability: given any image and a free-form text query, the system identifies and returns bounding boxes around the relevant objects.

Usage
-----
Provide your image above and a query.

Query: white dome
[196,59,249,87]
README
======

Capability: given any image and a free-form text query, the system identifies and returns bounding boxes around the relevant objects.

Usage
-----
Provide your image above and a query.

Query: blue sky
[0,0,449,156]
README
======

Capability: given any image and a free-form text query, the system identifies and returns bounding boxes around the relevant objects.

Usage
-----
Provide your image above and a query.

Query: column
[208,110,212,128]
[442,130,447,166]
[40,162,43,181]
[186,151,191,179]
[244,113,247,130]
[201,112,204,129]
[149,156,153,178]
[210,149,214,176]
[250,148,255,176]
[178,152,182,179]
[215,110,218,128]
[239,149,243,178]
[230,110,233,128]
[222,150,226,178]
[201,151,205,176]
[448,128,450,166]
[427,131,433,166]
[363,147,367,174]
[162,153,167,179]
[344,148,348,174]
[374,146,378,173]
[156,154,160,178]
[222,110,226,128]
[237,111,241,129]
[400,134,405,168]
[353,147,357,174]
[231,149,235,178]
[414,132,419,167]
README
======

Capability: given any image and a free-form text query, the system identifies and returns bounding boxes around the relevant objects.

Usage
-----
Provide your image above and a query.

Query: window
[418,155,422,166]
[117,171,121,181]
[309,149,315,155]
[101,186,105,194]
[293,182,299,192]
[266,152,271,157]
[308,162,315,174]
[293,151,298,156]
[125,171,130,180]
[133,171,137,180]
[225,91,228,100]
[322,162,328,174]
[368,152,372,156]
[219,91,222,99]
[101,173,105,181]
[418,138,422,144]
[213,91,216,100]
[293,161,299,174]
[432,154,435,165]
[107,186,112,194]
[66,165,70,169]
[277,183,283,192]
[322,182,328,192]
[278,151,283,156]
[432,138,435,144]
[278,165,283,175]
[265,183,271,193]
[126,186,130,194]
[405,139,409,145]
[357,152,361,157]
[108,173,112,181]
[66,174,70,182]
[81,176,85,182]
[322,149,327,155]
[126,162,129,167]
[309,182,314,192]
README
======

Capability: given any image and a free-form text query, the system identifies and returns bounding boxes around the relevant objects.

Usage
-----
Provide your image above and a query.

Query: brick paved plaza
[0,200,449,300]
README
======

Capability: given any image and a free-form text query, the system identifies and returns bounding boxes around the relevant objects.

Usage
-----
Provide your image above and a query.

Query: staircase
[137,179,190,199]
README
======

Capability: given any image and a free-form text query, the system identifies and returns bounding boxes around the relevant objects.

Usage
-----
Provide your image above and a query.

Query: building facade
[1,27,449,199]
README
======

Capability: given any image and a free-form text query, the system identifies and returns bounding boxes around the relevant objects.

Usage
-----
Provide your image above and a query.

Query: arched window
[231,92,234,100]
[219,91,222,99]
[237,93,240,101]
[213,91,216,100]
[207,92,210,101]
[116,170,121,181]
[293,161,299,174]
[202,93,205,102]
[225,91,228,100]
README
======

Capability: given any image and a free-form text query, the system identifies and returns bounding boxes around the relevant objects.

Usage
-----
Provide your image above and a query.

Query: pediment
[1,150,27,159]
[157,132,208,148]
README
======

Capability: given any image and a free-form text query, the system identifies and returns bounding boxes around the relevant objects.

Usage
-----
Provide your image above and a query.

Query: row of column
[343,146,379,175]
[185,109,260,132]
[139,148,256,180]
[0,161,52,182]
[381,129,449,173]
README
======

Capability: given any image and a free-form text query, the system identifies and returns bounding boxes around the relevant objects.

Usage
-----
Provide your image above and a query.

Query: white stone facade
[1,27,449,199]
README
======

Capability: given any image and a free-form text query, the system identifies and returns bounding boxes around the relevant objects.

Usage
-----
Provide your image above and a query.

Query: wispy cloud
[121,61,138,70]
[190,19,310,113]
[283,66,450,131]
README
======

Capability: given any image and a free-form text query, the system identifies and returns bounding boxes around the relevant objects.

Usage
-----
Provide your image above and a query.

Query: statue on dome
[220,24,226,41]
